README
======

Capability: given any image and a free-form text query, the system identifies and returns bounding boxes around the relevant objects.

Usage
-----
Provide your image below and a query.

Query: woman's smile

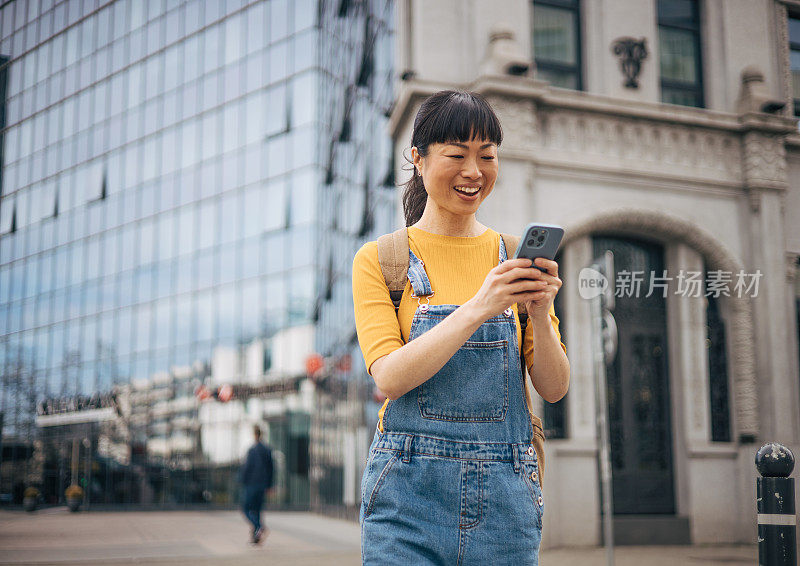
[453,184,482,200]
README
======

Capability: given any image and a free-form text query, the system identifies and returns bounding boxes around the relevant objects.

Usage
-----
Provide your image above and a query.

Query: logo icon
[578,267,609,300]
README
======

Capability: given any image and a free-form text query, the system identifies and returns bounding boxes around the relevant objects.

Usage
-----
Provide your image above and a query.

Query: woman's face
[412,137,499,218]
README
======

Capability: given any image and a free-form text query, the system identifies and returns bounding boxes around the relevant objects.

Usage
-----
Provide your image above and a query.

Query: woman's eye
[448,155,464,159]
[482,156,495,160]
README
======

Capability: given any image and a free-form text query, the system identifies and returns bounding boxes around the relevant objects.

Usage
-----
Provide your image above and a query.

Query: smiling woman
[354,91,569,565]
[402,91,502,231]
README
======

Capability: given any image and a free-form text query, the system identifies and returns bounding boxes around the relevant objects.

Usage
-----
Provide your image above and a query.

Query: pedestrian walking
[353,90,570,564]
[238,425,274,545]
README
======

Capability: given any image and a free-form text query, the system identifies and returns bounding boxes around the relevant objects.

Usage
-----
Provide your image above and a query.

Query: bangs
[414,91,503,147]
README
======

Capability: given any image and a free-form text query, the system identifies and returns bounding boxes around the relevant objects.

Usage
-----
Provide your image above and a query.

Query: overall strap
[376,228,409,309]
[407,250,434,298]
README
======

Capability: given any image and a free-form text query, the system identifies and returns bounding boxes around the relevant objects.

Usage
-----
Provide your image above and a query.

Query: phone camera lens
[537,235,545,243]
[527,239,535,247]
[531,230,539,236]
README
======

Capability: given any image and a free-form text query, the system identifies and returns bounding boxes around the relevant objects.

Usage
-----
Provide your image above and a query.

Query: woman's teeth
[454,186,480,195]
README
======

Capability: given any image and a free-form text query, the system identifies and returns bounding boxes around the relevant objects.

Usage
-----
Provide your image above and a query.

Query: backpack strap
[499,233,528,334]
[376,227,409,310]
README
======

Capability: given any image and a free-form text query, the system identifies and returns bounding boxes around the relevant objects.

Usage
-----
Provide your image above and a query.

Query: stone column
[742,122,799,442]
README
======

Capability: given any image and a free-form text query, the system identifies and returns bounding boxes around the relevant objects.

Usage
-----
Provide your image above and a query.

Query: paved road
[0,507,757,565]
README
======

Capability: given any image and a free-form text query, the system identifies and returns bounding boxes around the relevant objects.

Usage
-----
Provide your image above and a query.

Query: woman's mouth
[453,185,481,200]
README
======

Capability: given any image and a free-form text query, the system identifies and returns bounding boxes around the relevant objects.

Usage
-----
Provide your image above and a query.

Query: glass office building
[0,0,394,511]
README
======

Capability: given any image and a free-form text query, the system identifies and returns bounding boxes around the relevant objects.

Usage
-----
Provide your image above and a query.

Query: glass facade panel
[0,0,393,515]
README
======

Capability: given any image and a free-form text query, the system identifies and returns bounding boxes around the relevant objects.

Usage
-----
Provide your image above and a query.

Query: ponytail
[401,164,427,227]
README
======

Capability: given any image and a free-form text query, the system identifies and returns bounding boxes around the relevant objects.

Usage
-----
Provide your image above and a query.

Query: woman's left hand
[521,258,562,321]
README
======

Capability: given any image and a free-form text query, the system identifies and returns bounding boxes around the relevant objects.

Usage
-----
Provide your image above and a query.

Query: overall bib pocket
[418,339,509,422]
[361,450,401,522]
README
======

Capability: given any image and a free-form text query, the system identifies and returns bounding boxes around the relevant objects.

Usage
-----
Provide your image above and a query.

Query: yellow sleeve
[522,303,567,374]
[352,241,405,376]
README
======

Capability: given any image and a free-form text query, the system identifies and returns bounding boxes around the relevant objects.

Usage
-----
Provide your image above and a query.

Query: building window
[657,0,704,108]
[705,272,731,442]
[531,0,582,90]
[789,17,800,117]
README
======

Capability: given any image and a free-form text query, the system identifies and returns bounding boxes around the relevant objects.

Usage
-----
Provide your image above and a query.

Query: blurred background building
[0,0,395,512]
[2,0,800,552]
[388,0,800,548]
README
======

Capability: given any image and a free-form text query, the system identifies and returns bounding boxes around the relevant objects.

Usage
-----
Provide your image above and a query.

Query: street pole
[756,442,796,566]
[592,293,614,566]
[588,251,616,566]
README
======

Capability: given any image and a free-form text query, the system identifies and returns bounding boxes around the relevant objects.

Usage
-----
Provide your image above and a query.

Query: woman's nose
[462,158,482,179]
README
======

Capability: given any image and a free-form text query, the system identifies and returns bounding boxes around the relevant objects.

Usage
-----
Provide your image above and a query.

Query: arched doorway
[593,235,674,514]
[564,207,757,443]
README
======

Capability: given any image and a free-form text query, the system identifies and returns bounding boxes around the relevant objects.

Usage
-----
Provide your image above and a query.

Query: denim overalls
[360,238,544,565]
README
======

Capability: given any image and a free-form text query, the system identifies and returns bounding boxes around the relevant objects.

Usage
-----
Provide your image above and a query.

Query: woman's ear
[411,146,422,175]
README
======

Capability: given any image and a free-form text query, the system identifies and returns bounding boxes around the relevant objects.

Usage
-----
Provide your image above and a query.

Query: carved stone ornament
[743,131,788,212]
[611,37,648,89]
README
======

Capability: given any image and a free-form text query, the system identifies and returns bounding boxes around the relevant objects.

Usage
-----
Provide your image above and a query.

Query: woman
[352,90,570,565]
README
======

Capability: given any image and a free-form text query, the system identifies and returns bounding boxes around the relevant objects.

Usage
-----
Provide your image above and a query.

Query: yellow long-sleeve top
[352,226,567,432]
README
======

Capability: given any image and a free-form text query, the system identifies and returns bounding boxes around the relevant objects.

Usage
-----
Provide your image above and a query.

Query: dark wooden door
[593,236,675,515]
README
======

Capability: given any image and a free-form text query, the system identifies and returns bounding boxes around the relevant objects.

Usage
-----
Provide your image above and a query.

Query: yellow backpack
[375,227,547,487]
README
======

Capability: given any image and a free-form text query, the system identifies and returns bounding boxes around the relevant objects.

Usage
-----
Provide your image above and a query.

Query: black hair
[401,90,503,226]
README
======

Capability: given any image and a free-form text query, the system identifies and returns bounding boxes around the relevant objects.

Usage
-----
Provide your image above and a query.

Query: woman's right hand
[466,258,548,321]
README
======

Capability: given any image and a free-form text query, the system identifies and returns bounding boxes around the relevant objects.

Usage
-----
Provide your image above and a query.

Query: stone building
[387,0,799,546]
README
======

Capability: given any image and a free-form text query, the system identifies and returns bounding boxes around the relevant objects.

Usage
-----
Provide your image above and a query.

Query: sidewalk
[0,507,361,565]
[0,507,757,565]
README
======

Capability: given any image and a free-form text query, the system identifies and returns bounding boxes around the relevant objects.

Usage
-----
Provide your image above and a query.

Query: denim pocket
[521,461,544,529]
[361,450,401,521]
[418,340,509,422]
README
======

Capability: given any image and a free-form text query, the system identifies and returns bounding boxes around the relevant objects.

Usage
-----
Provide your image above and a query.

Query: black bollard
[756,442,797,566]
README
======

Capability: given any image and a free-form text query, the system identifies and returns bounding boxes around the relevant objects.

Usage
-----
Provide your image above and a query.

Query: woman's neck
[412,207,486,237]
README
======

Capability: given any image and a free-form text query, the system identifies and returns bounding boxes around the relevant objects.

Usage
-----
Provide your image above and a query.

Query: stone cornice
[783,131,800,148]
[388,79,453,140]
[390,75,797,140]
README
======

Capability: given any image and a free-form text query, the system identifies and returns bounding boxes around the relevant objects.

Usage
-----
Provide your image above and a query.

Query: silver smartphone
[512,223,564,263]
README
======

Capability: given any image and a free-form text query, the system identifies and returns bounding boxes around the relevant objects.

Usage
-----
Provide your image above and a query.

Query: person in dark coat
[238,425,274,544]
